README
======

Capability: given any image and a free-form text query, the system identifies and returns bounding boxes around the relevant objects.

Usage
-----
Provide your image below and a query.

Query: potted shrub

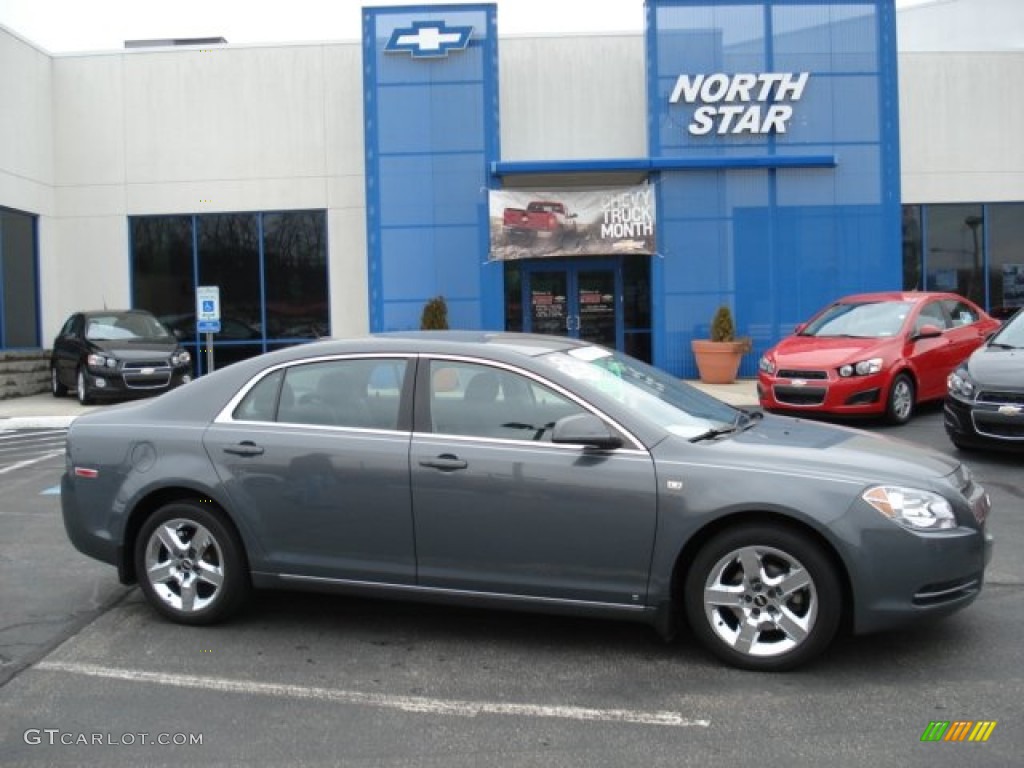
[691,305,752,384]
[420,295,449,330]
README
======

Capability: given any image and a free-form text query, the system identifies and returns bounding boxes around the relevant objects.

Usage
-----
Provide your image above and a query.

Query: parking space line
[0,449,65,475]
[36,660,710,728]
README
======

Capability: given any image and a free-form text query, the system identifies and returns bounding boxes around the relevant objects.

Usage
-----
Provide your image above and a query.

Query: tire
[51,366,68,398]
[134,501,250,625]
[684,524,842,672]
[886,373,915,425]
[76,367,95,406]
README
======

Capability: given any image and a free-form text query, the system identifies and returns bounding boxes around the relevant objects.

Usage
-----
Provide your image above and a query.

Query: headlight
[838,358,883,377]
[758,355,775,374]
[87,353,117,368]
[862,485,956,530]
[172,350,192,366]
[947,366,975,399]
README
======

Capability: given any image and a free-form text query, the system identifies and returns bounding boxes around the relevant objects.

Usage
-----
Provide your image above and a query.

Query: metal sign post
[195,286,222,375]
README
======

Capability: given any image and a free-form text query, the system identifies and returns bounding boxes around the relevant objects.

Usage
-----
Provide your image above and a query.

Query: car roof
[345,330,586,357]
[834,291,968,305]
[81,309,155,316]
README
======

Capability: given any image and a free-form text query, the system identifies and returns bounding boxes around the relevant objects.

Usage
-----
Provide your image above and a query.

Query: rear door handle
[223,441,265,457]
[419,454,468,471]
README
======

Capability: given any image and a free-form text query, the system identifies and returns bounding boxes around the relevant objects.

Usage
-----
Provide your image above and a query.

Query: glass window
[987,203,1024,319]
[264,211,329,340]
[902,205,923,291]
[131,216,195,325]
[233,369,285,422]
[924,204,984,305]
[428,360,585,441]
[131,211,328,376]
[941,299,979,328]
[915,301,949,332]
[278,358,407,430]
[0,207,39,348]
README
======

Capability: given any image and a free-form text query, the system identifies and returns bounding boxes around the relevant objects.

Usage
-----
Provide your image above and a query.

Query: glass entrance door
[522,260,620,349]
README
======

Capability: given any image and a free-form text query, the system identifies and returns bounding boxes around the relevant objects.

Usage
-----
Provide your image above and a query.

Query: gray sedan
[60,332,993,671]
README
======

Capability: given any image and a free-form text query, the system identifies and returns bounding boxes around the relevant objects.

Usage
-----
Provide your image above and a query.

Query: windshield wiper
[989,342,1022,350]
[689,425,740,443]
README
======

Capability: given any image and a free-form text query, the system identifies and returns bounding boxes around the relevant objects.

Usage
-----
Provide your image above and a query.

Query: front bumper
[757,372,886,417]
[838,488,992,635]
[82,366,191,400]
[945,393,1024,451]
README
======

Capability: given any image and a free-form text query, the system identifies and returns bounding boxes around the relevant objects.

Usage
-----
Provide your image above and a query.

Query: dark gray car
[60,332,993,671]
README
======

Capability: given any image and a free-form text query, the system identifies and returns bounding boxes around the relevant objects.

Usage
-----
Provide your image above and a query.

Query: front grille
[122,360,173,390]
[773,385,827,406]
[977,390,1024,406]
[973,417,1024,440]
[124,359,170,370]
[777,369,828,380]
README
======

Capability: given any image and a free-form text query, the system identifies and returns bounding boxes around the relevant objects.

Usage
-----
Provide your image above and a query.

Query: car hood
[965,345,1024,390]
[769,335,892,369]
[663,413,960,486]
[88,339,179,359]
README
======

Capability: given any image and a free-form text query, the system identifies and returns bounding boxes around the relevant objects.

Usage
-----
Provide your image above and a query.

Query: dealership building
[0,0,1021,381]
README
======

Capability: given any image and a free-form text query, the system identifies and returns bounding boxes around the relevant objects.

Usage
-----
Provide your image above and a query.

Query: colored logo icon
[920,721,997,742]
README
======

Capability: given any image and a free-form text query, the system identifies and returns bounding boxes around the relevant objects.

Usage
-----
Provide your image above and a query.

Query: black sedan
[50,309,192,405]
[61,332,992,671]
[946,307,1024,451]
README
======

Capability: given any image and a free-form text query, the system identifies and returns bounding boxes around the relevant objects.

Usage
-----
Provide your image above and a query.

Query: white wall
[0,26,53,214]
[898,52,1024,203]
[40,40,369,343]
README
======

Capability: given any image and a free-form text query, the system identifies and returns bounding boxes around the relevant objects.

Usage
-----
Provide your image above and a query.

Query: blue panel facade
[647,0,901,377]
[363,5,500,332]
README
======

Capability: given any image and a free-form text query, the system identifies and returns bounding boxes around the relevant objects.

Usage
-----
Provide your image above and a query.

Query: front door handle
[419,454,468,471]
[223,441,265,457]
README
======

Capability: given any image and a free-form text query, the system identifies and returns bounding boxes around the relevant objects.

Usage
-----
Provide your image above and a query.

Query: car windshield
[800,301,912,338]
[85,313,173,341]
[989,309,1024,348]
[538,346,741,440]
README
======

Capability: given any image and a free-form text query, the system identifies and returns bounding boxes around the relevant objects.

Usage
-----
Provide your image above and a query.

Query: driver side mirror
[914,324,943,340]
[551,413,623,450]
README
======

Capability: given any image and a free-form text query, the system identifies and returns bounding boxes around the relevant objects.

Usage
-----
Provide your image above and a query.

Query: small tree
[420,295,449,330]
[710,305,735,342]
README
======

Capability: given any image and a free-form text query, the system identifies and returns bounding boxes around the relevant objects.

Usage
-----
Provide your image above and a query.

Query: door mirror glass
[551,413,622,449]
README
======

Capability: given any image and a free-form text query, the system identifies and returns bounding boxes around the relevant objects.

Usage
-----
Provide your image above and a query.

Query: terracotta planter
[691,339,747,384]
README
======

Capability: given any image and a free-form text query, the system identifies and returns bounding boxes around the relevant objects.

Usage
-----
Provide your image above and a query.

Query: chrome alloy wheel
[702,544,818,658]
[144,518,225,613]
[890,377,914,422]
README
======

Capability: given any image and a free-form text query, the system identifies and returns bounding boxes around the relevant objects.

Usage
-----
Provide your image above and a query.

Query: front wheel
[134,501,250,625]
[76,367,94,406]
[886,373,915,425]
[684,524,842,672]
[51,366,68,397]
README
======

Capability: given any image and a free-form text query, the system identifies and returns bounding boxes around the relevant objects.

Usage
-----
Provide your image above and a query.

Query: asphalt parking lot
[0,397,1021,767]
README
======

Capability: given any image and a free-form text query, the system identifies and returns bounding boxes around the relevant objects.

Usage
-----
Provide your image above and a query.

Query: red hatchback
[757,292,1000,424]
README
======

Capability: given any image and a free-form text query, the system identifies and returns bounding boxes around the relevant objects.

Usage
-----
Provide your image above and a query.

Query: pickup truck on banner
[502,200,578,242]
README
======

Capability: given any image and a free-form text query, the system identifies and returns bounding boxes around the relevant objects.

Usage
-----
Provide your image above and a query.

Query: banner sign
[488,185,656,261]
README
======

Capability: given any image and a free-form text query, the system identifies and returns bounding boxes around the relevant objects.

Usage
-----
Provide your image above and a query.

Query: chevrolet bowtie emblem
[385,21,473,58]
[997,405,1022,416]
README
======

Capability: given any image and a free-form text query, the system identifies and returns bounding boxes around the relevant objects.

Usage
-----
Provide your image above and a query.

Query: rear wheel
[886,373,915,425]
[134,501,250,625]
[684,524,842,672]
[51,366,68,397]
